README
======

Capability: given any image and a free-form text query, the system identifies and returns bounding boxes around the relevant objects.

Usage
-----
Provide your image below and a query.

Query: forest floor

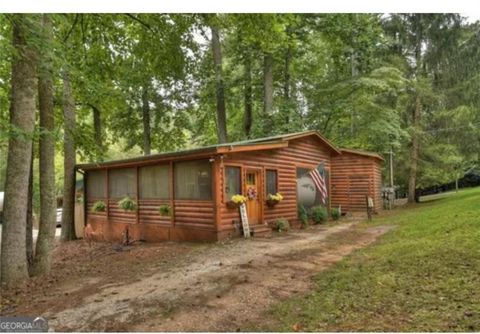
[0,216,391,332]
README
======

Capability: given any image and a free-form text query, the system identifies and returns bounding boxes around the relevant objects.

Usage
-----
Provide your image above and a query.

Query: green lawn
[263,187,480,332]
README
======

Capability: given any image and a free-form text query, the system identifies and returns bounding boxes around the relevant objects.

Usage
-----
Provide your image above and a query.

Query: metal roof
[339,148,385,161]
[76,130,380,170]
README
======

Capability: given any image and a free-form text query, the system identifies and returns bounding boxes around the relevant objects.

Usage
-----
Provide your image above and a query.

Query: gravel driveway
[42,221,393,332]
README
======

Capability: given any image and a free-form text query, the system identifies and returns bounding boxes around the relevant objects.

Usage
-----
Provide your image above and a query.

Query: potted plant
[266,192,284,208]
[226,194,247,209]
[118,196,137,212]
[158,204,172,217]
[92,200,106,213]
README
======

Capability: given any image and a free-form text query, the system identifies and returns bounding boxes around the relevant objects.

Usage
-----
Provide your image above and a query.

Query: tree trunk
[407,95,422,203]
[263,52,274,134]
[408,14,424,204]
[92,105,103,159]
[1,14,38,288]
[26,147,34,275]
[243,53,253,138]
[60,70,77,241]
[33,14,56,275]
[141,86,151,155]
[211,26,228,143]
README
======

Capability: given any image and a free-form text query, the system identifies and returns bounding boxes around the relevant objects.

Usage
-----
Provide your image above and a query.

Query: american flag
[308,163,328,204]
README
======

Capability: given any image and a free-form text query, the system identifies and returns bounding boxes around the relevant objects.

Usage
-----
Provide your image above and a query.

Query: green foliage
[274,218,290,232]
[298,204,309,227]
[118,196,137,212]
[331,207,341,220]
[158,204,172,216]
[264,187,480,332]
[310,206,328,224]
[92,200,106,212]
[0,13,478,200]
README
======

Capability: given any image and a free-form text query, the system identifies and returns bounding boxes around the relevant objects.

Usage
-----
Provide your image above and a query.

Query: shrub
[310,206,328,224]
[331,207,341,220]
[298,204,309,227]
[275,218,290,232]
[92,200,106,212]
[158,204,172,216]
[118,196,137,212]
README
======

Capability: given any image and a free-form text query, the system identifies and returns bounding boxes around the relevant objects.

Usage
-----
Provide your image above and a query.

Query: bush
[331,207,341,220]
[92,200,106,212]
[118,196,137,212]
[298,204,309,227]
[158,204,171,216]
[275,218,290,232]
[310,206,328,224]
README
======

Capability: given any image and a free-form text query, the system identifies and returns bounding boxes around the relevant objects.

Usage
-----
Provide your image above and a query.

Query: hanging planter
[227,194,247,209]
[158,204,172,217]
[266,193,284,208]
[92,200,106,212]
[118,196,137,212]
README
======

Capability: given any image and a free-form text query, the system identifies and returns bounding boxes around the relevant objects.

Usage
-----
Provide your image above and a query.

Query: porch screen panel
[174,160,212,200]
[225,166,241,199]
[87,170,105,199]
[108,168,136,199]
[139,164,169,199]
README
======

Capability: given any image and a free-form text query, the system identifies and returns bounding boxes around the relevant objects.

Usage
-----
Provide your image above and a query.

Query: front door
[245,170,261,225]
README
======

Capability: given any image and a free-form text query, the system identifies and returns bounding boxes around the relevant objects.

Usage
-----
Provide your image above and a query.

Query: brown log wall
[331,153,383,212]
[218,136,333,238]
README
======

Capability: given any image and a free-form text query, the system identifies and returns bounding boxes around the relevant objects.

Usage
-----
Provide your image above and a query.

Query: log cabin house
[76,131,384,242]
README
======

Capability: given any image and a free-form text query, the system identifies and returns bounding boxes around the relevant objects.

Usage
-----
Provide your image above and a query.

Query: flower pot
[226,201,241,209]
[266,199,279,208]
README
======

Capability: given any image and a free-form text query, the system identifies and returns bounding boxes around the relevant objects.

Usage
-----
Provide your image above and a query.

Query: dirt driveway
[1,220,392,332]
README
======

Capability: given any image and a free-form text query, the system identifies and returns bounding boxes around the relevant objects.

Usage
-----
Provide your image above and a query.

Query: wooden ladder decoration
[239,203,250,238]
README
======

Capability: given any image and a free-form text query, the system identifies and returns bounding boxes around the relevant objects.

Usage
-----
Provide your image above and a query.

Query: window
[139,164,170,199]
[108,168,136,199]
[87,170,106,199]
[174,160,212,200]
[225,166,241,199]
[266,169,277,195]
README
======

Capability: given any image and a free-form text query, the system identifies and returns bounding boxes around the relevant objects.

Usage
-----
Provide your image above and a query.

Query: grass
[263,187,480,332]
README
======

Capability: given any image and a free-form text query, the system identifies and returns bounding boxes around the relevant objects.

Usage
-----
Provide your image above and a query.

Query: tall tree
[141,85,151,155]
[243,51,253,138]
[60,70,77,241]
[210,24,228,143]
[262,52,274,135]
[33,14,57,275]
[1,14,39,288]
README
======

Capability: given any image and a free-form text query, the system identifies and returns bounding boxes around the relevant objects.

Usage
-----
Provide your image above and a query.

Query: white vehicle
[56,208,62,227]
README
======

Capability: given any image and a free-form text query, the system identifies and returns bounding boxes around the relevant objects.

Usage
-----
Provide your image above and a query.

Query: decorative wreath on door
[247,187,258,200]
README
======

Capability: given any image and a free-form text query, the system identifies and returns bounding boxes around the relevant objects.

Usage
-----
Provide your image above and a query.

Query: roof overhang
[76,141,289,171]
[339,148,385,161]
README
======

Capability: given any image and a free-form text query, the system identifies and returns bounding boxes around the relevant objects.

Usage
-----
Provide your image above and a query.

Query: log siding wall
[217,137,333,238]
[331,152,383,212]
[82,134,383,242]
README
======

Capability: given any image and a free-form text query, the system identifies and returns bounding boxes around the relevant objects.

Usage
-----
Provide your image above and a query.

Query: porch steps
[250,224,272,238]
